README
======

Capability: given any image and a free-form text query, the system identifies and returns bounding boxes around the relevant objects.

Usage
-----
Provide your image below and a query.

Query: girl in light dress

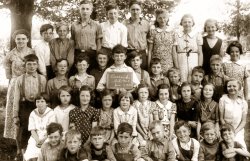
[54,85,75,137]
[133,83,155,145]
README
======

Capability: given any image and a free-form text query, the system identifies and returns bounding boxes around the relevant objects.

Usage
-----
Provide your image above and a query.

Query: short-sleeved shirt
[174,30,203,53]
[197,100,219,124]
[71,19,102,50]
[124,18,150,50]
[154,100,176,125]
[69,106,99,144]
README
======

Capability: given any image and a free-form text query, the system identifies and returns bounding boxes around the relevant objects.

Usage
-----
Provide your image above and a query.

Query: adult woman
[173,14,203,82]
[202,19,224,74]
[219,78,248,148]
[3,29,34,158]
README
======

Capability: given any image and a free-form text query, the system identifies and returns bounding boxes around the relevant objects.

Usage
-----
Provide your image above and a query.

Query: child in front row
[172,121,200,161]
[54,85,75,137]
[111,122,144,161]
[198,122,220,161]
[141,120,175,161]
[59,130,88,161]
[219,123,250,161]
[149,57,169,100]
[83,126,116,161]
[24,93,55,161]
[190,66,204,100]
[38,123,64,161]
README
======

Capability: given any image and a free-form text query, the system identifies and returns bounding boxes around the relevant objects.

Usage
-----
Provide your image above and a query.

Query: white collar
[156,100,172,110]
[117,106,135,115]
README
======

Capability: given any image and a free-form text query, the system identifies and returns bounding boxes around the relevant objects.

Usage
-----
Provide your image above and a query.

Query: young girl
[113,92,137,137]
[148,8,176,73]
[198,122,220,161]
[153,84,176,140]
[69,85,99,145]
[133,83,155,144]
[176,82,198,138]
[219,79,248,148]
[38,123,64,161]
[172,121,200,161]
[196,83,219,140]
[54,85,75,136]
[46,59,69,109]
[219,124,250,161]
[202,18,224,74]
[167,67,182,102]
[98,89,114,144]
[223,41,249,100]
[24,93,55,161]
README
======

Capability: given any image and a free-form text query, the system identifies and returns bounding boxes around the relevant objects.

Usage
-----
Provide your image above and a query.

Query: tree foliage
[222,0,250,40]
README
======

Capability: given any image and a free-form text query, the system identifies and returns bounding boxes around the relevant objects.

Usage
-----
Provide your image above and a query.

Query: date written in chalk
[106,72,133,89]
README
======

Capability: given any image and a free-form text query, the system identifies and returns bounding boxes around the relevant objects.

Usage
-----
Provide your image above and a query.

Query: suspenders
[20,74,41,101]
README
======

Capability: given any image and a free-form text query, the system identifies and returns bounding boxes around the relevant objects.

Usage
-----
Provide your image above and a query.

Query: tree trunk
[9,0,34,50]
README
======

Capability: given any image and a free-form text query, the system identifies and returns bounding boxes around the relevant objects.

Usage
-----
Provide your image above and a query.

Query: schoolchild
[167,68,182,102]
[190,66,205,100]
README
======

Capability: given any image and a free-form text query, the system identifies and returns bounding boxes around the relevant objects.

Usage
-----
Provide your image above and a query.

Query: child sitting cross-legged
[141,120,175,161]
[83,126,116,161]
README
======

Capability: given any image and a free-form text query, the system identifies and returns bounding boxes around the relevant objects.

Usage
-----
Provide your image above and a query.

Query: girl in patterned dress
[196,83,219,141]
[148,8,176,74]
[98,89,114,144]
[222,41,249,100]
[133,83,155,145]
[153,84,176,140]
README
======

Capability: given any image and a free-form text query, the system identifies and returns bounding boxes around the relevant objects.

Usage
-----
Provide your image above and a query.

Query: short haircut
[167,67,181,79]
[58,85,72,100]
[24,54,38,63]
[150,57,161,67]
[204,18,219,32]
[149,120,163,132]
[112,44,127,55]
[105,3,118,12]
[79,85,93,94]
[174,120,191,132]
[157,84,170,99]
[12,29,30,40]
[180,14,195,26]
[226,41,243,55]
[40,24,54,35]
[56,58,69,67]
[47,122,63,136]
[118,91,134,105]
[136,83,151,99]
[220,123,235,136]
[79,0,93,5]
[90,126,106,137]
[200,121,216,136]
[177,81,194,95]
[75,55,90,65]
[97,48,110,57]
[224,78,242,93]
[210,55,222,64]
[127,50,142,62]
[35,92,50,103]
[55,21,69,33]
[117,122,133,136]
[191,66,205,76]
[65,129,82,143]
[129,0,142,8]
[155,8,169,27]
[101,89,114,99]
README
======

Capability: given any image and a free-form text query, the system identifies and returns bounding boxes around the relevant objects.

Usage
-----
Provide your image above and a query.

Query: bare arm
[235,101,248,134]
[169,113,175,140]
[172,45,179,68]
[147,43,153,70]
[234,148,250,157]
[198,45,203,66]
[219,98,226,125]
[196,119,201,141]
[244,77,248,100]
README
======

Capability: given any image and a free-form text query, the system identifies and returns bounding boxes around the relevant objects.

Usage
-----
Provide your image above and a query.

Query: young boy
[50,21,74,75]
[203,55,229,102]
[83,126,116,161]
[149,57,169,100]
[101,4,127,49]
[47,59,69,109]
[141,120,175,161]
[191,66,205,100]
[34,24,54,79]
[111,122,144,161]
[59,130,89,161]
[97,44,140,93]
[219,123,250,161]
[13,54,47,157]
[172,121,200,161]
[167,67,182,102]
[198,122,220,161]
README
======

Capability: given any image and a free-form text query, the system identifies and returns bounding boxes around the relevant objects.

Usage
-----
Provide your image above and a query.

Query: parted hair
[117,122,133,136]
[47,122,63,136]
[226,41,243,55]
[204,18,219,32]
[118,91,134,105]
[177,81,195,95]
[40,24,53,35]
[24,54,38,63]
[12,29,30,40]
[180,14,195,26]
[112,44,127,55]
